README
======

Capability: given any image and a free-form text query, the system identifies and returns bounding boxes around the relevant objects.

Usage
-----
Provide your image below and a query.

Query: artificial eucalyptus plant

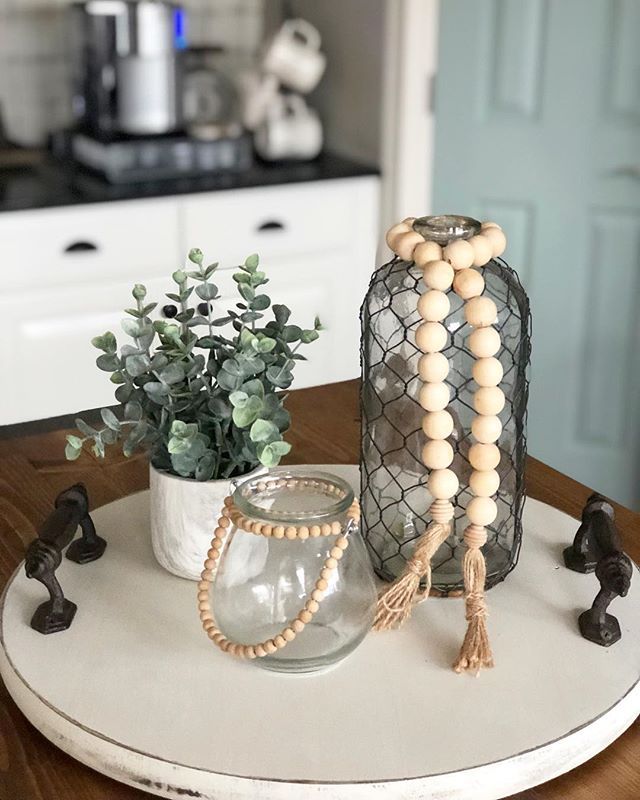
[65,250,321,480]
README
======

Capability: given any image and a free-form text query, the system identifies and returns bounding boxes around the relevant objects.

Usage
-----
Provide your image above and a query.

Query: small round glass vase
[212,469,377,674]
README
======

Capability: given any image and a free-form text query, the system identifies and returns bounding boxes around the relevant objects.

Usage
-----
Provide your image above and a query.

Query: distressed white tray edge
[1,637,638,800]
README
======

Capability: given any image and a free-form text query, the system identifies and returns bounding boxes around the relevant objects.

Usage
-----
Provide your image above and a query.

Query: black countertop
[0,151,379,214]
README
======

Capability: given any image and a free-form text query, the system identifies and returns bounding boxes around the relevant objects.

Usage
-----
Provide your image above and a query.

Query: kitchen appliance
[71,0,185,136]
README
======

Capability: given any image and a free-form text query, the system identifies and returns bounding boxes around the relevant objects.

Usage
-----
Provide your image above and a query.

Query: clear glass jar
[360,215,531,592]
[212,468,377,673]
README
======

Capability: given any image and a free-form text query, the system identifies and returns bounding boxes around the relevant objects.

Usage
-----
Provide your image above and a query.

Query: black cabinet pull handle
[64,241,99,254]
[257,220,285,232]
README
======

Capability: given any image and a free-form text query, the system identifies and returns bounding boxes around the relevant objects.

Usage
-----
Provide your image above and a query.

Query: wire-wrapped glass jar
[360,215,531,592]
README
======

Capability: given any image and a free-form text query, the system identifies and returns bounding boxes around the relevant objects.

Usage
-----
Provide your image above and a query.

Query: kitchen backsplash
[0,0,264,147]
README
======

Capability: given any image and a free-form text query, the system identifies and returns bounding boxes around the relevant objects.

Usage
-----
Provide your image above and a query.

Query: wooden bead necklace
[198,477,361,660]
[374,215,507,675]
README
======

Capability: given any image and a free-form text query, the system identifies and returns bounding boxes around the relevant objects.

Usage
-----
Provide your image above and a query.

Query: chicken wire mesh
[360,254,531,593]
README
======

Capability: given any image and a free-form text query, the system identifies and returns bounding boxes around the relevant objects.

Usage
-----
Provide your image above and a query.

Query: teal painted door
[433,0,640,508]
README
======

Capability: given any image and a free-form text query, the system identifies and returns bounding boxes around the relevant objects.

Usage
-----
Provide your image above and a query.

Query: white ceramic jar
[149,464,262,580]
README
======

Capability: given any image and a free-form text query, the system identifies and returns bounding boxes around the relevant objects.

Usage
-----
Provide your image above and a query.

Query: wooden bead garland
[198,480,360,660]
[375,215,507,674]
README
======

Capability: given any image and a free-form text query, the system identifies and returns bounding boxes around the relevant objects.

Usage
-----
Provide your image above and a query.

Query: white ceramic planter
[149,464,261,581]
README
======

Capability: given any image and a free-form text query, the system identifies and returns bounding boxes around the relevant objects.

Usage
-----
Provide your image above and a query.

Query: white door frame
[380,0,440,231]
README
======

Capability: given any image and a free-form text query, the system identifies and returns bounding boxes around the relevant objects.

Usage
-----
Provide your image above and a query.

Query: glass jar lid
[412,214,481,244]
[233,468,355,524]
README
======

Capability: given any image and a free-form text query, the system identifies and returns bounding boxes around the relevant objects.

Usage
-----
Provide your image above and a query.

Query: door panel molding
[480,0,548,121]
[577,209,640,447]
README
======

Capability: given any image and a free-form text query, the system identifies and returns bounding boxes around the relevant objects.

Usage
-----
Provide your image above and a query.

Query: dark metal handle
[25,483,106,635]
[257,220,285,233]
[64,241,99,254]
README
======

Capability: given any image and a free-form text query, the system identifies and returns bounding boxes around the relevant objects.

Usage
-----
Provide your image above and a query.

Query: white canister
[262,19,326,94]
[149,464,263,580]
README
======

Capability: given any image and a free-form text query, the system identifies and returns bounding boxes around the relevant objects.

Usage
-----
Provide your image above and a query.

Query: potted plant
[65,249,321,579]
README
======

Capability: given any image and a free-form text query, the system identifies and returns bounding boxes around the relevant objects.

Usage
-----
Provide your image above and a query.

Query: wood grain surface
[0,380,638,800]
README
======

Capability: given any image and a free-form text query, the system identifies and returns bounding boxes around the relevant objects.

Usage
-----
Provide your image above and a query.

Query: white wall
[282,0,386,167]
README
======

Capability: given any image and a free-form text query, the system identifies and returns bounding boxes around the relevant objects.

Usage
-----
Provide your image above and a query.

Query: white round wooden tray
[1,465,639,800]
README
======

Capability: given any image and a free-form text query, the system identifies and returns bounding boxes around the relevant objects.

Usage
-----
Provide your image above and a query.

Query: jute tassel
[373,500,453,631]
[453,525,494,674]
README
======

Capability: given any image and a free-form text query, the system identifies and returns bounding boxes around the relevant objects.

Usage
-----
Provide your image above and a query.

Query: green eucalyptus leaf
[171,420,188,437]
[175,309,195,323]
[172,269,187,284]
[125,354,151,377]
[240,378,265,398]
[232,395,262,428]
[195,283,218,301]
[282,324,302,343]
[124,401,143,421]
[272,305,290,327]
[159,363,185,385]
[239,283,255,302]
[254,337,276,354]
[91,331,117,353]
[217,369,242,391]
[137,330,155,350]
[252,294,270,311]
[168,436,191,454]
[101,426,118,445]
[132,284,147,300]
[233,272,251,284]
[300,329,319,344]
[256,443,278,468]
[123,421,148,457]
[65,442,82,461]
[195,451,216,481]
[236,353,265,377]
[269,440,291,456]
[170,452,197,478]
[204,262,218,279]
[208,397,232,419]
[245,253,259,270]
[221,359,241,377]
[240,311,261,323]
[249,418,279,443]
[143,381,170,402]
[125,307,143,318]
[115,384,133,404]
[150,353,169,371]
[196,336,217,347]
[92,438,106,459]
[100,408,121,430]
[66,434,83,449]
[187,315,209,327]
[266,365,293,388]
[229,391,248,408]
[142,302,157,315]
[110,371,125,384]
[121,318,143,337]
[188,248,203,265]
[96,353,119,372]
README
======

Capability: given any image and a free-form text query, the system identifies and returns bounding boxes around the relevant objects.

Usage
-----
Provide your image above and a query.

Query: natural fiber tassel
[373,513,451,631]
[453,525,494,674]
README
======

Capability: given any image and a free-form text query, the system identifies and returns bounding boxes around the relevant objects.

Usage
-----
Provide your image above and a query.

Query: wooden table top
[0,379,638,800]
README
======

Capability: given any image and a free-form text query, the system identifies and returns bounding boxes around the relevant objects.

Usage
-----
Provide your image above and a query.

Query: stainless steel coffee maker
[71,0,185,136]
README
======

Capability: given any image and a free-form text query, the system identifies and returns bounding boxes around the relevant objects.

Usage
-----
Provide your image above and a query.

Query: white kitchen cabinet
[0,175,379,424]
[0,198,180,293]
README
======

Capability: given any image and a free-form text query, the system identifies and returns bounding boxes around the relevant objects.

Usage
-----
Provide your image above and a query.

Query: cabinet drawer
[0,199,180,292]
[180,179,363,266]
